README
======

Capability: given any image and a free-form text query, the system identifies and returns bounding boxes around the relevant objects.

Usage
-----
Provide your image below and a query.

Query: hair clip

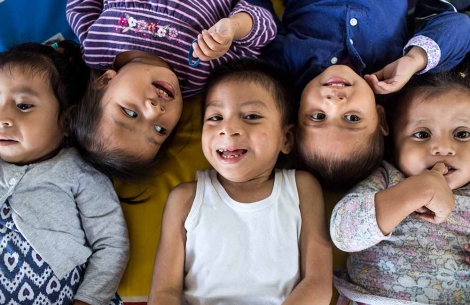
[51,42,59,50]
[460,72,467,78]
[188,39,201,67]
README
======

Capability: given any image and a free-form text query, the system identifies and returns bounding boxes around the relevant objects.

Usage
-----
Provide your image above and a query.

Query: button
[8,178,16,186]
[350,39,354,45]
[14,172,21,177]
[331,57,338,64]
[350,18,358,26]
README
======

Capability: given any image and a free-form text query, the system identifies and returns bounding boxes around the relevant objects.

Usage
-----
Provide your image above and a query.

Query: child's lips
[0,139,17,146]
[152,81,175,100]
[323,77,351,87]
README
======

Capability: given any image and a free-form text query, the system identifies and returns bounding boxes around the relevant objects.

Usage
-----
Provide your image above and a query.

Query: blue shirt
[249,0,470,89]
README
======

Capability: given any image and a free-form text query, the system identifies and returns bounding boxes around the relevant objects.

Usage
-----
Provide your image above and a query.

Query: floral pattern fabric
[331,161,470,304]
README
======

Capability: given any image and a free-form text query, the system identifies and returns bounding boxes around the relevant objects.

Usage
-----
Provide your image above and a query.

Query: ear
[95,70,117,89]
[281,124,295,154]
[376,104,389,136]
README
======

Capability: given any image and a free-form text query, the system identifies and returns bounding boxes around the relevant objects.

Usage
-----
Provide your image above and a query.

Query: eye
[412,131,430,139]
[154,125,167,135]
[17,103,34,110]
[122,107,138,118]
[344,114,360,122]
[244,114,262,120]
[207,115,222,121]
[454,130,470,139]
[310,113,326,121]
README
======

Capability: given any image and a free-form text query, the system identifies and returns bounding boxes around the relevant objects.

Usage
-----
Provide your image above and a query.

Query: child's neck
[217,171,275,204]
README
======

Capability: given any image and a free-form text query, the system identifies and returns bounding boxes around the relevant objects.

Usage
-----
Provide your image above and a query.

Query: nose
[146,99,165,117]
[431,137,455,156]
[218,119,241,136]
[0,105,13,128]
[325,91,346,102]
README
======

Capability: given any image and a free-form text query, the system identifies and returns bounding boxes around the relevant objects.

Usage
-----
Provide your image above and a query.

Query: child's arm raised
[66,0,103,43]
[331,162,455,252]
[375,163,455,234]
[147,182,196,305]
[283,171,332,305]
[192,0,276,61]
[366,9,470,94]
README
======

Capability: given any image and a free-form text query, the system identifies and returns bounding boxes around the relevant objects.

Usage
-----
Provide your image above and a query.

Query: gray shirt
[0,148,129,305]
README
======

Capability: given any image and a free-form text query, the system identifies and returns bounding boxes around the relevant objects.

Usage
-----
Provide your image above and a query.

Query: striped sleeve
[66,0,103,43]
[229,0,276,49]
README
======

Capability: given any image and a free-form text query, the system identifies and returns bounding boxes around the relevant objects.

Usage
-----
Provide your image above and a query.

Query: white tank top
[183,169,301,305]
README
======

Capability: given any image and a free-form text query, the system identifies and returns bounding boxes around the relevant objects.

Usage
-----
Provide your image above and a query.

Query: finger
[415,207,430,213]
[371,69,385,81]
[418,213,442,224]
[201,30,222,51]
[210,31,230,45]
[431,162,448,175]
[192,41,212,61]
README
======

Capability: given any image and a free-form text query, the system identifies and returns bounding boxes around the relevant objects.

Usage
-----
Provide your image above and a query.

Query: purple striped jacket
[67,0,276,97]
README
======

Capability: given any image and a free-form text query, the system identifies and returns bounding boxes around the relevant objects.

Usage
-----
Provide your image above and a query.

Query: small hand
[414,163,455,224]
[464,243,470,264]
[192,18,234,61]
[365,46,427,94]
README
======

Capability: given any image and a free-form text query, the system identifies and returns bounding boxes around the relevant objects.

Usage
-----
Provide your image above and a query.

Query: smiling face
[393,89,470,190]
[297,65,388,160]
[202,79,293,183]
[97,56,183,162]
[0,66,64,164]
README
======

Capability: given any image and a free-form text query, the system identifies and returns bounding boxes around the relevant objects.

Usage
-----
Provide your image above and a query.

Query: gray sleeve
[73,165,130,305]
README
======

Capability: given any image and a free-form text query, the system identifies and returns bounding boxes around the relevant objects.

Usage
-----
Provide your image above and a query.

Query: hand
[414,163,455,224]
[464,244,470,264]
[192,18,235,62]
[365,46,428,94]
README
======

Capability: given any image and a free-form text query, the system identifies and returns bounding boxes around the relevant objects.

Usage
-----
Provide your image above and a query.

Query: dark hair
[69,70,177,183]
[0,41,89,147]
[297,123,385,191]
[202,58,296,126]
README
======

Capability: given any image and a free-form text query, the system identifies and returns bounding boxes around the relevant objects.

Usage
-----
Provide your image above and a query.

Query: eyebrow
[206,100,268,109]
[113,119,161,147]
[6,87,41,97]
[305,123,367,132]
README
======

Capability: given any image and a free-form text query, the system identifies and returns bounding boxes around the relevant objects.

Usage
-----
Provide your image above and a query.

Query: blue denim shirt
[249,0,470,88]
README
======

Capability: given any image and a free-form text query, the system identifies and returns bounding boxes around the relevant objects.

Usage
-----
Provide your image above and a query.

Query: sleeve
[330,166,391,252]
[229,0,277,49]
[73,166,130,305]
[66,0,103,43]
[405,10,470,73]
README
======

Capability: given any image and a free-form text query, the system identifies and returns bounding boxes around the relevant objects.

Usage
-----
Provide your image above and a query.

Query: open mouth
[323,77,351,87]
[152,81,175,99]
[217,149,248,159]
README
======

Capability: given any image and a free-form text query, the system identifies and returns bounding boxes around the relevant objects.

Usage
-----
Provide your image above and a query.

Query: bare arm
[283,171,333,305]
[375,163,454,235]
[147,182,197,305]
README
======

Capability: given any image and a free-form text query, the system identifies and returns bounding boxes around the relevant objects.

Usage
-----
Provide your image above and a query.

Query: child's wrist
[405,46,428,73]
[229,12,253,40]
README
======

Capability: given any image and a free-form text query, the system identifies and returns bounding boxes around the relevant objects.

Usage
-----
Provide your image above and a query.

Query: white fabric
[183,169,301,305]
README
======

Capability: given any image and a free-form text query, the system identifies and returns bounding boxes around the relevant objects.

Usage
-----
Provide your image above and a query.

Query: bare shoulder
[294,170,322,194]
[164,181,198,223]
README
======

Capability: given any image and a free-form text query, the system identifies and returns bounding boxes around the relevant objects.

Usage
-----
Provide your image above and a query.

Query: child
[66,0,276,181]
[147,58,332,304]
[249,0,470,190]
[0,42,129,305]
[330,62,470,304]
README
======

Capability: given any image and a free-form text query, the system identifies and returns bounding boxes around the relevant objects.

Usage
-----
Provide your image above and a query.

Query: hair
[384,56,470,161]
[0,41,89,147]
[69,70,177,183]
[202,57,296,126]
[297,124,384,191]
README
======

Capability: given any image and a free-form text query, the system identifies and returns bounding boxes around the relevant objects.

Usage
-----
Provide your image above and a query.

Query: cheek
[396,143,425,175]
